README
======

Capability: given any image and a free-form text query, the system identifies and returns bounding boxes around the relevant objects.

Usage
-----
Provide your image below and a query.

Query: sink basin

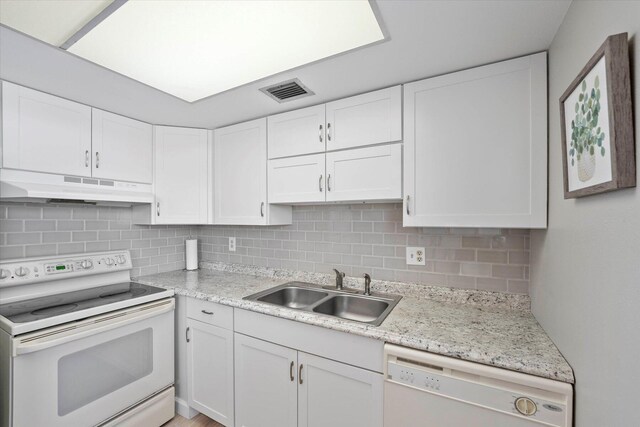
[313,295,389,324]
[244,281,402,326]
[257,286,327,309]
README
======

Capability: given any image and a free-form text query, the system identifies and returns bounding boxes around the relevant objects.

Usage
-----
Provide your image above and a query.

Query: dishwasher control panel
[386,360,568,426]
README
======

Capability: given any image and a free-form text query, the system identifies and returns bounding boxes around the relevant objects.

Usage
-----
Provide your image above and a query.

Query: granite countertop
[136,266,574,384]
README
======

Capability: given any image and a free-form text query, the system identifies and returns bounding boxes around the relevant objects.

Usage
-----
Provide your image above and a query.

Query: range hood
[0,169,154,206]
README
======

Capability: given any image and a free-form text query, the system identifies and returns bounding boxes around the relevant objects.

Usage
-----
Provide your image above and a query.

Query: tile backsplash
[0,203,197,277]
[198,204,530,294]
[0,203,530,294]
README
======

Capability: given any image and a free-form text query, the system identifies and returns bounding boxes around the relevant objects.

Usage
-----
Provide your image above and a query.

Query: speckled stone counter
[135,265,574,384]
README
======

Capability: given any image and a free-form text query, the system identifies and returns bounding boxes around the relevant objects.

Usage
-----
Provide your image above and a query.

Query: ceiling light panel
[0,0,112,47]
[67,0,384,102]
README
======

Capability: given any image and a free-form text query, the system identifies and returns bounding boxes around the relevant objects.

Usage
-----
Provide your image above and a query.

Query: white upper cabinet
[268,105,326,159]
[325,144,402,203]
[214,118,291,225]
[268,153,325,204]
[325,85,402,151]
[154,126,209,224]
[1,81,92,176]
[91,109,153,183]
[403,53,547,228]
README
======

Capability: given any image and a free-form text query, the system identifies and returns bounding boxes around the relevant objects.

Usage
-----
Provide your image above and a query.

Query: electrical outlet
[229,237,236,252]
[406,247,425,266]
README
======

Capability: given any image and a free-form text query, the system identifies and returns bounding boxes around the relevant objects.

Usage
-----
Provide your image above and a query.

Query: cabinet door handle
[95,152,100,168]
[299,364,304,384]
[201,310,213,315]
[260,202,265,217]
[290,361,295,382]
[327,174,332,192]
[156,202,160,217]
[406,195,410,215]
[186,326,190,343]
[85,150,89,167]
[319,124,323,143]
[327,123,331,141]
[319,174,323,192]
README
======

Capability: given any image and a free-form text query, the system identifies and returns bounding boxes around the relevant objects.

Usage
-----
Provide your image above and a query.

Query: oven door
[11,298,174,427]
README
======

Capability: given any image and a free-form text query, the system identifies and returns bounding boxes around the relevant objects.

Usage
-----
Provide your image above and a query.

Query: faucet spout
[363,273,372,295]
[333,269,345,290]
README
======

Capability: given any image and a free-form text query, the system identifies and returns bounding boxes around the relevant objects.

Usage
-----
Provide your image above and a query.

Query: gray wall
[0,203,197,277]
[199,203,531,293]
[530,1,640,425]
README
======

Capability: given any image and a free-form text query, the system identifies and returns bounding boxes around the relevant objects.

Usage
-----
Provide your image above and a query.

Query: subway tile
[84,220,109,230]
[73,231,97,241]
[72,208,98,220]
[0,220,24,232]
[43,232,71,243]
[507,280,529,294]
[7,206,41,219]
[86,241,110,252]
[43,206,72,219]
[7,233,40,245]
[492,265,525,279]
[57,220,84,231]
[508,251,530,265]
[25,220,56,232]
[447,275,476,289]
[25,244,57,257]
[0,245,24,260]
[111,240,132,250]
[58,242,85,254]
[99,230,121,241]
[460,262,492,277]
[477,250,508,263]
[461,236,492,248]
[477,277,508,292]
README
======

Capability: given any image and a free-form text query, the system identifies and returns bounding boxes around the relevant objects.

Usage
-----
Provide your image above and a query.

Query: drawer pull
[186,326,190,343]
[201,310,214,315]
[299,363,304,385]
[290,361,295,382]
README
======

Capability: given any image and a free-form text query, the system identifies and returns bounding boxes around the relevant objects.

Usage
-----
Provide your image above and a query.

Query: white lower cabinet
[234,333,298,427]
[298,352,383,427]
[234,333,383,427]
[185,301,234,426]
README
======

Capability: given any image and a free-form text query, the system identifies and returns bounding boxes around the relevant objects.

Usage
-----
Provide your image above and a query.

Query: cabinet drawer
[186,298,233,330]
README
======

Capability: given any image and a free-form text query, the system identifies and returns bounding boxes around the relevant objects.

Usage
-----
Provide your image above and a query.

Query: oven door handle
[12,299,175,357]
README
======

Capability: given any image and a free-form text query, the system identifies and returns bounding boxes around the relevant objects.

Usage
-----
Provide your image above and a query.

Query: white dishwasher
[384,344,572,427]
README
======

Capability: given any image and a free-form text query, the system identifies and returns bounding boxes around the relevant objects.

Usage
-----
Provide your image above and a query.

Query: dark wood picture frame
[560,32,635,199]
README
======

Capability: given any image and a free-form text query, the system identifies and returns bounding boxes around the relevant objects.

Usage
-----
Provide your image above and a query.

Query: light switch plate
[229,237,236,252]
[406,247,425,265]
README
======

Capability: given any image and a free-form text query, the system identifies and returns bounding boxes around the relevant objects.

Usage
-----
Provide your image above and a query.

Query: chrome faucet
[333,269,345,290]
[363,273,372,296]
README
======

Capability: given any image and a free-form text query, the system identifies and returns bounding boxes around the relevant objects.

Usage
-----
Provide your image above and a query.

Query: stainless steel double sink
[243,282,402,326]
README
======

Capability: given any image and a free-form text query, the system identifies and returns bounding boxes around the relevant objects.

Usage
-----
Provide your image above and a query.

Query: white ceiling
[0,0,572,129]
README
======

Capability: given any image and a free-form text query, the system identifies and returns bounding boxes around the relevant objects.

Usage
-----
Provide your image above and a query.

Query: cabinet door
[187,319,234,427]
[234,334,297,427]
[325,86,401,151]
[92,109,153,183]
[214,118,268,225]
[403,53,547,228]
[268,104,325,158]
[326,144,402,202]
[268,153,325,204]
[155,126,209,224]
[1,81,92,176]
[298,352,383,427]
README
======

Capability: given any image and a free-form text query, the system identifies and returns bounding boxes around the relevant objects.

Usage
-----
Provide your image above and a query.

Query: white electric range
[0,251,176,427]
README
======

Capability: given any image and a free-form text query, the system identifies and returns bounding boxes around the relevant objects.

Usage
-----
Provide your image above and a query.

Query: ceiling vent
[260,78,314,103]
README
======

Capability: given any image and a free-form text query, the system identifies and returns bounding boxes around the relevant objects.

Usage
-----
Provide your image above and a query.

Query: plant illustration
[569,75,606,168]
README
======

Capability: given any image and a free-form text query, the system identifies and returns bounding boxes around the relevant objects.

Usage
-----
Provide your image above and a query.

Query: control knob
[515,397,537,416]
[105,258,115,266]
[116,255,126,264]
[80,259,93,269]
[0,269,10,279]
[15,267,30,277]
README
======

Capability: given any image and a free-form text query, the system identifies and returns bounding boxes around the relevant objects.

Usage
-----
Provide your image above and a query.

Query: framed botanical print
[560,32,635,198]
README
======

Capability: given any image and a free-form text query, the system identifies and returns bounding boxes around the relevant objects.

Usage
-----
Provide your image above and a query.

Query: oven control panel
[0,251,132,286]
